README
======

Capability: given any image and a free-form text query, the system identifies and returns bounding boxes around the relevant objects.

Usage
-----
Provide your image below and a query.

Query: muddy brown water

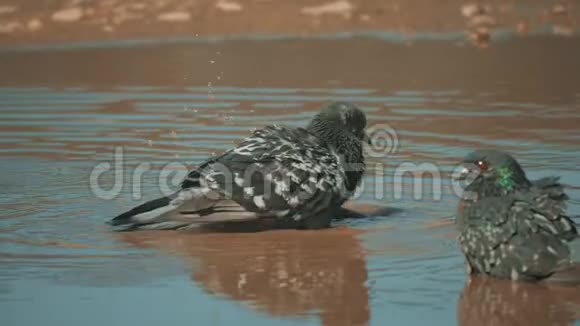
[0,34,579,325]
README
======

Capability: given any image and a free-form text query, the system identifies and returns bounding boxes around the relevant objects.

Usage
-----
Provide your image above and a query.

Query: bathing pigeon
[455,149,577,281]
[109,102,368,231]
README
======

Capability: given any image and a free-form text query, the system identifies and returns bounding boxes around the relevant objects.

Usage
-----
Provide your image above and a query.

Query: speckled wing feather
[459,177,577,280]
[181,125,347,225]
[110,126,350,230]
[111,102,368,231]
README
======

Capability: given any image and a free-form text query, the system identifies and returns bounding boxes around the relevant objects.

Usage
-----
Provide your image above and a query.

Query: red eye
[476,160,489,171]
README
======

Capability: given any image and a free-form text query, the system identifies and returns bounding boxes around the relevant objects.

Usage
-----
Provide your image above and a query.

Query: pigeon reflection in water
[458,275,580,326]
[120,226,370,326]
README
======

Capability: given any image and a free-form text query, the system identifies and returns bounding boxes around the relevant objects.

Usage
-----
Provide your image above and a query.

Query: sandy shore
[0,0,577,48]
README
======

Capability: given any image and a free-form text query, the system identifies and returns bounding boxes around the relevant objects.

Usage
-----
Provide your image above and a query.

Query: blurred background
[0,0,577,47]
[1,1,579,326]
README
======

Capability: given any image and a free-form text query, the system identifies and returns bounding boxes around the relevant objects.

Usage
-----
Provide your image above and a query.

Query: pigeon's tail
[108,188,258,231]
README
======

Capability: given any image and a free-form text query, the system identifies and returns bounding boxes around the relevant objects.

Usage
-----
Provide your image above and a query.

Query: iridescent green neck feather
[496,166,516,192]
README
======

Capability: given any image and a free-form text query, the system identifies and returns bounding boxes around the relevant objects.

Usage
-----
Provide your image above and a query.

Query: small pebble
[27,19,43,31]
[552,4,567,15]
[470,30,490,48]
[553,25,573,36]
[52,7,84,22]
[157,11,191,22]
[301,0,353,16]
[359,14,371,22]
[215,0,243,12]
[461,3,479,18]
[516,22,529,35]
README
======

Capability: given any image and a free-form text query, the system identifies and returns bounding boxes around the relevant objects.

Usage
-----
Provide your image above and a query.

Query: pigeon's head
[308,102,369,145]
[456,149,530,197]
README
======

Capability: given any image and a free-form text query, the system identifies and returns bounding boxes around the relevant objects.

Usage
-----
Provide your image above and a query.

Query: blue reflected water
[1,47,580,326]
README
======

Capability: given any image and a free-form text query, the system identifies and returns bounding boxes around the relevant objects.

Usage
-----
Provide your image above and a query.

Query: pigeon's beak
[364,133,371,145]
[455,167,469,181]
[454,163,477,182]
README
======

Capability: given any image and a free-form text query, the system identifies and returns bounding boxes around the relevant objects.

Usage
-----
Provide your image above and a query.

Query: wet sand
[0,0,578,47]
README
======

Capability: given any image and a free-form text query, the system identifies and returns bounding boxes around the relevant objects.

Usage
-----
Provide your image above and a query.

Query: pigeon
[109,102,369,231]
[455,149,577,281]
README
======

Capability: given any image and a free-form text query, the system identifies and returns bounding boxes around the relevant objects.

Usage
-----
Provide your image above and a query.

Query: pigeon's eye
[476,160,489,171]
